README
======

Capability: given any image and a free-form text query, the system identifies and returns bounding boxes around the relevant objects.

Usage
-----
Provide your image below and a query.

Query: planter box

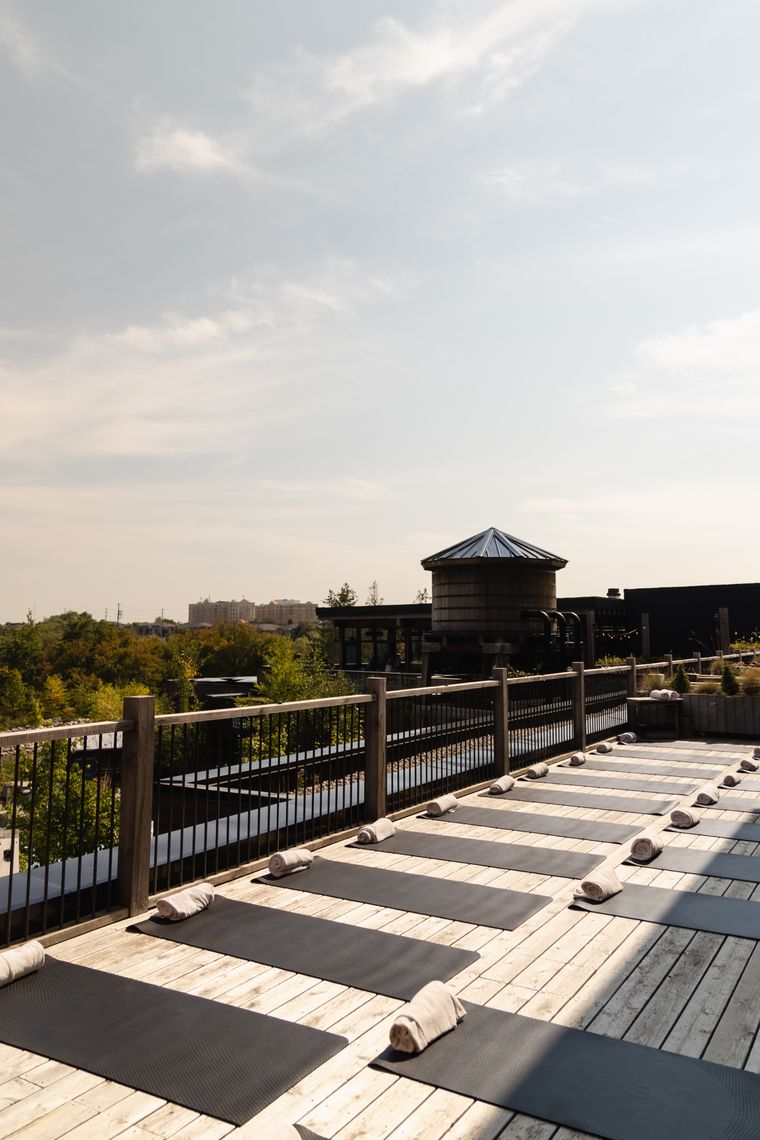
[682,694,760,737]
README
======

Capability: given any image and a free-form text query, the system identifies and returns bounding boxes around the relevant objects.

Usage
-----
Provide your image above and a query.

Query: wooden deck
[3,739,760,1139]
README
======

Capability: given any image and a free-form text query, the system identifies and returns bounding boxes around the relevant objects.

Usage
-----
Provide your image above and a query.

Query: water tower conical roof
[422,526,567,570]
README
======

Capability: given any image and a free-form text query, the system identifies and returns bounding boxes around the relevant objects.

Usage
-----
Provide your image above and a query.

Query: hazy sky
[3,0,760,623]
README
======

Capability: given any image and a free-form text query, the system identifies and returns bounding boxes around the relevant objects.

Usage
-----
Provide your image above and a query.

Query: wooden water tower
[420,526,571,678]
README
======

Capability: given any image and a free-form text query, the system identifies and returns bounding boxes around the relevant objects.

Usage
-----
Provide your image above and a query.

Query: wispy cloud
[134,121,244,175]
[480,159,657,202]
[611,309,760,419]
[0,260,408,465]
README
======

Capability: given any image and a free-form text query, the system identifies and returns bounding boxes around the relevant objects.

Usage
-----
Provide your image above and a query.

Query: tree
[323,583,358,607]
[721,663,739,695]
[414,587,430,603]
[366,580,383,606]
[0,666,41,729]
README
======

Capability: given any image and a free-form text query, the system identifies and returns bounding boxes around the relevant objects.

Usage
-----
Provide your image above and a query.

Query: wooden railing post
[694,652,702,675]
[626,656,637,697]
[492,667,510,776]
[118,695,155,916]
[365,677,387,820]
[572,661,586,752]
[664,652,674,677]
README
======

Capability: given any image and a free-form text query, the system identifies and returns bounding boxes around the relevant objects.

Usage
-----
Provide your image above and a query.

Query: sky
[2,0,760,623]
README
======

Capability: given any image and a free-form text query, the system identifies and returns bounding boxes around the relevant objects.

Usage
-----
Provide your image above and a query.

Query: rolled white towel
[575,870,623,903]
[667,690,681,701]
[489,774,515,795]
[0,940,45,988]
[268,849,314,878]
[156,882,215,922]
[568,752,587,766]
[595,742,614,754]
[619,732,637,744]
[671,807,700,829]
[695,783,720,806]
[356,817,396,844]
[649,689,664,700]
[524,762,549,779]
[389,980,466,1054]
[740,757,760,772]
[722,773,742,788]
[630,831,664,863]
[753,746,760,760]
[426,794,458,816]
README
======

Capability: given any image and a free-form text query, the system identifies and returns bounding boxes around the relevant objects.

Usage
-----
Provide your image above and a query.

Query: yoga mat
[625,846,760,884]
[532,770,695,795]
[620,747,738,766]
[348,829,605,878]
[428,805,640,844]
[667,818,760,842]
[479,785,677,815]
[573,758,723,779]
[653,741,754,753]
[571,882,760,940]
[259,856,551,930]
[0,957,345,1126]
[695,795,760,813]
[372,1001,760,1140]
[132,894,478,999]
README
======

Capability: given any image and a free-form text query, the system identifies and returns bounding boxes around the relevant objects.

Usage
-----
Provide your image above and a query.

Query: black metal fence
[508,673,578,765]
[385,682,497,813]
[0,721,126,945]
[151,696,370,894]
[586,668,629,744]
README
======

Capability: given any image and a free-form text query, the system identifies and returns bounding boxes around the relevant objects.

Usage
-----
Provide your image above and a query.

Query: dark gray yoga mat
[667,818,760,843]
[653,740,754,753]
[0,957,345,1126]
[620,747,738,765]
[531,769,696,795]
[479,785,677,815]
[372,1001,760,1140]
[696,794,760,812]
[428,805,640,844]
[260,856,551,930]
[570,758,723,779]
[571,882,760,940]
[132,894,478,999]
[625,846,760,883]
[348,829,605,878]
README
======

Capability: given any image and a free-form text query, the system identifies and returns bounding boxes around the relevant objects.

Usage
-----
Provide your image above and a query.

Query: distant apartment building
[188,597,316,628]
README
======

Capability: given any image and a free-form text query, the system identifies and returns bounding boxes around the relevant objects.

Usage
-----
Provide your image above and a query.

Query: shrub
[696,682,720,694]
[721,664,739,695]
[741,668,760,696]
[597,655,625,666]
[639,673,664,695]
[673,664,691,694]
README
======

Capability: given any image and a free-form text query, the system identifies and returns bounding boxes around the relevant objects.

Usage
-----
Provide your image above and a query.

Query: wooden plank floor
[3,739,760,1139]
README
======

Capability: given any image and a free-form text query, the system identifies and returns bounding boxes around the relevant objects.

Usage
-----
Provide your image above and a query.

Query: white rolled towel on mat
[695,784,720,806]
[741,757,760,772]
[754,746,760,760]
[524,762,549,779]
[0,940,45,988]
[595,742,614,754]
[671,807,700,829]
[356,818,396,844]
[722,773,742,788]
[567,752,587,766]
[575,870,624,903]
[389,980,466,1054]
[268,849,314,878]
[619,732,637,744]
[649,689,663,700]
[426,794,458,816]
[489,775,515,795]
[156,882,215,921]
[630,831,664,863]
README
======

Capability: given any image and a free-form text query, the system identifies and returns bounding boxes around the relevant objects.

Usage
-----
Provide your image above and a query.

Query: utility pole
[116,602,123,625]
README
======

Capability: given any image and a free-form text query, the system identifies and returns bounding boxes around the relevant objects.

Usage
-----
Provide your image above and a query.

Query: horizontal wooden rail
[155,692,372,726]
[386,680,499,700]
[0,719,132,748]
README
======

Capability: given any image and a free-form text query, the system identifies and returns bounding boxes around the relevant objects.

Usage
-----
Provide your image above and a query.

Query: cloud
[0,260,407,465]
[611,309,760,419]
[479,159,657,202]
[134,121,245,175]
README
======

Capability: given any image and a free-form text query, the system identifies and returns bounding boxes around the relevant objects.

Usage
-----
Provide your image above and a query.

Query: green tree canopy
[323,583,358,607]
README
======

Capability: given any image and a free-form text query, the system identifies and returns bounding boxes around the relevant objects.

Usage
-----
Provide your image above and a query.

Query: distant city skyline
[3,2,760,624]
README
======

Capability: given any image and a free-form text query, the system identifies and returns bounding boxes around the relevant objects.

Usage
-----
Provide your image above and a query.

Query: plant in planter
[721,664,739,695]
[673,663,691,694]
[742,668,760,696]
